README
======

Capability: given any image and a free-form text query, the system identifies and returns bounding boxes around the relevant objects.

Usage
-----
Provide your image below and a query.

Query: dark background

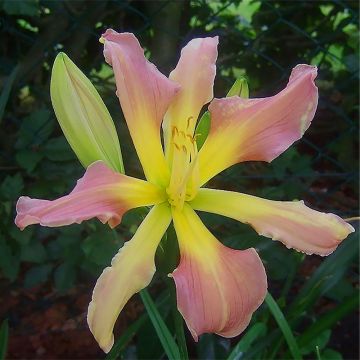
[0,0,358,359]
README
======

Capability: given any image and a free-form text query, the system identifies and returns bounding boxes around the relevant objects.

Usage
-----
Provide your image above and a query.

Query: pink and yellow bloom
[15,30,354,353]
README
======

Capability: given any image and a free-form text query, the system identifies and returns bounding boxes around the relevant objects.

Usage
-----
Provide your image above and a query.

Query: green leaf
[44,137,75,162]
[82,230,119,266]
[54,263,77,292]
[15,109,54,148]
[0,319,9,360]
[24,264,53,288]
[0,236,20,281]
[322,348,343,360]
[300,330,331,355]
[0,173,24,200]
[140,289,181,360]
[0,65,18,124]
[15,150,43,172]
[227,322,267,360]
[195,111,210,150]
[2,0,39,16]
[265,292,302,360]
[9,227,34,246]
[226,76,249,98]
[20,242,47,263]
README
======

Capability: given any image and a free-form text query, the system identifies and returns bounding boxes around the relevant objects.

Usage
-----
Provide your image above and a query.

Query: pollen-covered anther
[186,116,194,130]
[167,121,201,209]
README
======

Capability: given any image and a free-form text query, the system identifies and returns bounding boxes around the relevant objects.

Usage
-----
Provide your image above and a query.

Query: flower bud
[226,76,249,98]
[50,52,124,172]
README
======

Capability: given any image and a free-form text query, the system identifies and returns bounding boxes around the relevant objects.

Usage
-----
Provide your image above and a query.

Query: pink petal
[198,64,318,185]
[15,161,165,230]
[171,205,267,340]
[163,36,218,154]
[102,30,180,185]
[191,188,355,256]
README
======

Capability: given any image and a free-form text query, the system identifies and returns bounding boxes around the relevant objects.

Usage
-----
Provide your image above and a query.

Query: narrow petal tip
[198,63,319,184]
[15,196,49,230]
[191,189,355,257]
[289,64,318,84]
[14,161,165,231]
[87,204,171,353]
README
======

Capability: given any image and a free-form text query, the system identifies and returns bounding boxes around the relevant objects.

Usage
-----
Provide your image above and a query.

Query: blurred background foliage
[0,0,358,359]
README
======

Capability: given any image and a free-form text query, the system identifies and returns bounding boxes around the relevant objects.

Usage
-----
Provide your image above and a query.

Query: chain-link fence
[2,0,357,215]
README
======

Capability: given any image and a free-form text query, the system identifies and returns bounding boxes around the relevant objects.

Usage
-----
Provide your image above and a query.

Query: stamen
[167,116,200,209]
[186,116,194,130]
[172,126,179,137]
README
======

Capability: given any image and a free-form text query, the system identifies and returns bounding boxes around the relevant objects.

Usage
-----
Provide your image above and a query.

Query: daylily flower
[15,30,355,353]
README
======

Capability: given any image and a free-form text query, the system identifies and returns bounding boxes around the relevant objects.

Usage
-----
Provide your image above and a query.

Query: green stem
[316,346,322,360]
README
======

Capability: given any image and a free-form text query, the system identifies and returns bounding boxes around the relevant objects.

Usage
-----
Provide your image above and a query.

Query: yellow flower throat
[166,119,200,210]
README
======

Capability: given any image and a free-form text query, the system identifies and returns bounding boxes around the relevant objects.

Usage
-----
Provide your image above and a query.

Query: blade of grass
[287,234,358,320]
[169,281,188,360]
[265,292,302,360]
[226,322,266,360]
[105,315,146,360]
[268,235,358,359]
[298,292,359,348]
[0,319,9,360]
[105,291,169,360]
[244,329,280,359]
[140,289,181,360]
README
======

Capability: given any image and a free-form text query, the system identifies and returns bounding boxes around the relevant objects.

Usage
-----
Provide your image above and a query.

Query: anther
[174,143,181,151]
[172,126,179,137]
[186,116,194,130]
[182,145,187,153]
